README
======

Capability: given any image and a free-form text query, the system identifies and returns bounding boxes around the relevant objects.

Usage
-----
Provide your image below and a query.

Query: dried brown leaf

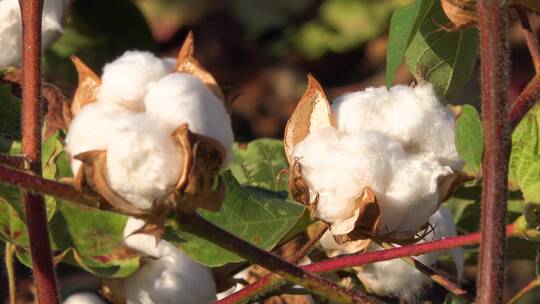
[101,279,126,304]
[176,31,226,103]
[284,74,335,166]
[441,0,478,31]
[170,124,226,214]
[70,55,101,117]
[287,160,311,205]
[438,171,473,203]
[42,83,71,136]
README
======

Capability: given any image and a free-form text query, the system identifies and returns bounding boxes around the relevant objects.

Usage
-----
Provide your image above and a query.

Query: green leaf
[229,139,289,192]
[405,1,479,100]
[168,171,307,267]
[49,201,139,278]
[455,105,483,177]
[0,84,21,138]
[509,104,540,202]
[386,0,435,86]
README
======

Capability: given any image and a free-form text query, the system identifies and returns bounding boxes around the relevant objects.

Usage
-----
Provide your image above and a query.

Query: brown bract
[65,32,229,234]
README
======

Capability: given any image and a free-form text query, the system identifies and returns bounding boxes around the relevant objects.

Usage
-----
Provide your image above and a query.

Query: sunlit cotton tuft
[123,218,217,304]
[0,0,66,68]
[293,82,462,234]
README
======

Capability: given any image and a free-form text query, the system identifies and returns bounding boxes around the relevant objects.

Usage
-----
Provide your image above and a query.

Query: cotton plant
[0,0,67,68]
[61,33,232,303]
[64,32,234,222]
[285,75,468,247]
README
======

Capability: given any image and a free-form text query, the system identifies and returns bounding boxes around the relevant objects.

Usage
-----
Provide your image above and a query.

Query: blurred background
[2,0,540,302]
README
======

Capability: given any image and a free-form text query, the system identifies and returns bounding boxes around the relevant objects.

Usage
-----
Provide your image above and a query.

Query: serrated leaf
[229,139,289,192]
[455,105,483,177]
[167,171,307,267]
[405,1,479,100]
[509,104,540,202]
[386,0,435,86]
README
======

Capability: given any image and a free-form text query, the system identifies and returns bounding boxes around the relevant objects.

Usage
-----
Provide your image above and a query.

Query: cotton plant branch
[506,278,540,304]
[217,224,329,304]
[18,0,59,303]
[377,241,474,303]
[0,153,26,169]
[177,213,378,304]
[508,8,540,130]
[5,243,17,304]
[476,1,511,303]
[216,224,518,304]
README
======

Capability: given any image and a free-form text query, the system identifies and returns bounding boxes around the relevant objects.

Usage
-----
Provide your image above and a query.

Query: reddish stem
[220,225,517,303]
[508,74,540,130]
[516,7,540,73]
[18,0,59,303]
[477,1,511,304]
[0,153,26,169]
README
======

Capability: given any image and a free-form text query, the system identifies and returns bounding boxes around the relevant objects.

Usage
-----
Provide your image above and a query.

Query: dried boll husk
[65,32,230,231]
[284,75,467,245]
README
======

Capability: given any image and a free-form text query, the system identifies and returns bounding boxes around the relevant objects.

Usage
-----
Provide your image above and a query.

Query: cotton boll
[320,230,368,257]
[99,51,170,111]
[65,102,132,174]
[356,207,461,303]
[105,115,183,210]
[63,293,106,304]
[0,0,65,67]
[293,127,405,224]
[162,57,177,71]
[331,83,463,170]
[123,218,217,304]
[144,73,234,163]
[379,155,453,233]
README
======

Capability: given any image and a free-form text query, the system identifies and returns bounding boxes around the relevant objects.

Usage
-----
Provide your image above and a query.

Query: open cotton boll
[106,115,183,210]
[144,73,234,163]
[356,207,462,303]
[378,155,453,233]
[123,218,217,304]
[99,51,170,111]
[293,127,405,223]
[0,0,65,67]
[63,293,106,304]
[65,102,132,175]
[332,83,462,170]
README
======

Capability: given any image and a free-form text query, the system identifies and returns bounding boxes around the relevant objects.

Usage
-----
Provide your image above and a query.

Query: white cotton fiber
[332,83,463,170]
[0,0,66,68]
[105,115,183,210]
[293,127,405,224]
[356,207,463,303]
[65,102,132,175]
[123,217,217,304]
[379,155,453,233]
[99,51,170,111]
[63,293,105,304]
[144,73,234,163]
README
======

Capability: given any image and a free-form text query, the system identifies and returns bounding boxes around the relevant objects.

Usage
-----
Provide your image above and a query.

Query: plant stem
[477,1,511,304]
[506,278,540,304]
[0,164,102,207]
[516,7,540,73]
[508,74,540,130]
[18,0,58,303]
[378,242,474,302]
[217,224,328,304]
[0,153,26,169]
[223,224,517,303]
[177,213,378,304]
[5,243,17,304]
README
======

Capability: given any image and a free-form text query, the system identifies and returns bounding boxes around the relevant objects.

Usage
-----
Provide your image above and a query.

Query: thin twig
[178,213,376,304]
[476,1,511,304]
[0,153,26,169]
[516,7,540,73]
[5,243,17,304]
[18,0,58,302]
[508,74,540,130]
[378,242,474,303]
[506,278,540,304]
[217,224,329,304]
